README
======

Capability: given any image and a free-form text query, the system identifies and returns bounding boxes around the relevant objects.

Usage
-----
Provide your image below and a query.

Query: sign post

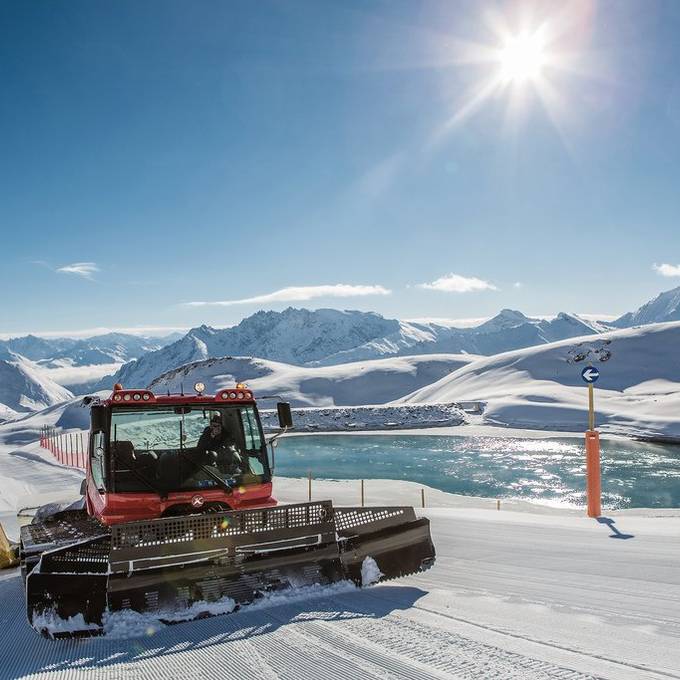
[581,366,601,517]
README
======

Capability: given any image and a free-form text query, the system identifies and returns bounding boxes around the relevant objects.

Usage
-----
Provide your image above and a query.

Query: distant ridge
[97,307,601,390]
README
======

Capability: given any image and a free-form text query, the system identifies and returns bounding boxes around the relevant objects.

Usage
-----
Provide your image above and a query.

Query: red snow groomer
[20,383,435,636]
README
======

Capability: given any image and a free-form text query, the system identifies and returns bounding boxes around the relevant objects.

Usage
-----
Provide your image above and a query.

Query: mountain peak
[614,285,680,327]
[476,309,531,332]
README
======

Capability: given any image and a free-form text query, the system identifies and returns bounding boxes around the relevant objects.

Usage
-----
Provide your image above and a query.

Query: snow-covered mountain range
[2,285,680,421]
[98,307,602,390]
[0,332,180,367]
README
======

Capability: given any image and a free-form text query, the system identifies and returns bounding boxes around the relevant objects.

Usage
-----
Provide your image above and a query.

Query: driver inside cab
[195,413,243,476]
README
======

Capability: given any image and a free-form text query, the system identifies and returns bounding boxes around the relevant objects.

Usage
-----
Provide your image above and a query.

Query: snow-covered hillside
[0,358,73,414]
[150,354,477,406]
[401,321,680,439]
[101,307,601,389]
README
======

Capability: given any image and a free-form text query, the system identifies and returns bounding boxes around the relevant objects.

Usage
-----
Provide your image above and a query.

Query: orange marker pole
[585,430,601,518]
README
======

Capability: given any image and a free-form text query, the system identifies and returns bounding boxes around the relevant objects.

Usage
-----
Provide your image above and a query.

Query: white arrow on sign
[583,368,599,382]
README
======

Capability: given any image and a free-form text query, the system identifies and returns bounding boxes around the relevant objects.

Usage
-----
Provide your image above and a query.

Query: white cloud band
[653,263,680,277]
[184,284,392,307]
[417,273,498,293]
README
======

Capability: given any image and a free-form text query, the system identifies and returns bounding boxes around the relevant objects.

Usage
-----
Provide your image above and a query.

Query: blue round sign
[581,366,600,383]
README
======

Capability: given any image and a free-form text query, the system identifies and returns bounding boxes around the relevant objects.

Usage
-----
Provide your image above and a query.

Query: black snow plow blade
[21,502,434,637]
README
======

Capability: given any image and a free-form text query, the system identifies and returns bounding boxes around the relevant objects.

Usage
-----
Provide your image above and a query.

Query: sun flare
[438,6,594,135]
[498,30,547,83]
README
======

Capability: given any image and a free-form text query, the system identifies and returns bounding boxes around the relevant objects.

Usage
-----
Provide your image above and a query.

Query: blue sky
[2,0,680,336]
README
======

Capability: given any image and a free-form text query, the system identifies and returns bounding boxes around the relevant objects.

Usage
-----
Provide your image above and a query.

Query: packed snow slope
[1,402,679,677]
[402,321,680,439]
[149,354,477,407]
[99,307,602,389]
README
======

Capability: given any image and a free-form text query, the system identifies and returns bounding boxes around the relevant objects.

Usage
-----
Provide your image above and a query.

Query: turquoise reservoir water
[274,434,680,509]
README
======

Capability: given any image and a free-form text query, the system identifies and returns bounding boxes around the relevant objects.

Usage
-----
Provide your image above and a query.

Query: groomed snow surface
[1,494,678,679]
[1,434,679,680]
[1,384,680,677]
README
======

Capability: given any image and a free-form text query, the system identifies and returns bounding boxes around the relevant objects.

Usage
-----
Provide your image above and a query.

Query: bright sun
[439,8,592,134]
[498,30,547,83]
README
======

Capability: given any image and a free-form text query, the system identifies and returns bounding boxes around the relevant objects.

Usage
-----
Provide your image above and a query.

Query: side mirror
[276,402,293,429]
[90,405,108,432]
[79,478,87,496]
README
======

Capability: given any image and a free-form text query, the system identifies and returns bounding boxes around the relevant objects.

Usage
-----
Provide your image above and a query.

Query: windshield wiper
[177,450,235,493]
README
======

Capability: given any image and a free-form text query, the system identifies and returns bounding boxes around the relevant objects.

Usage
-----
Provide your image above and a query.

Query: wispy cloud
[184,284,392,307]
[417,273,498,293]
[513,281,523,289]
[653,263,680,277]
[56,262,99,279]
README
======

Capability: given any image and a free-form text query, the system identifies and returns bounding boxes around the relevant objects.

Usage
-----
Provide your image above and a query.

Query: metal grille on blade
[111,501,334,550]
[333,507,408,531]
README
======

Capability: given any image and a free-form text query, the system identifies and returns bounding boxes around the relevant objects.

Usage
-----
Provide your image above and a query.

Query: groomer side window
[91,431,106,490]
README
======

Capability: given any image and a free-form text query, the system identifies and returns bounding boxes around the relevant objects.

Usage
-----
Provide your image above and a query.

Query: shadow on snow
[0,569,428,679]
[596,516,635,540]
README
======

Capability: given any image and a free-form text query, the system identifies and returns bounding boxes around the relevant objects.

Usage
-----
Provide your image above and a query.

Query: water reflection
[275,434,680,509]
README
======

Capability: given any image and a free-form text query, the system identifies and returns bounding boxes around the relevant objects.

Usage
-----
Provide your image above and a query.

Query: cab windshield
[105,404,268,493]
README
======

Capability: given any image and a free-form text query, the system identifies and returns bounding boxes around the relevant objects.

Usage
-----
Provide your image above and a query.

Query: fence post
[361,479,364,507]
[421,488,425,509]
[80,432,85,467]
[496,499,501,511]
[585,430,602,518]
[307,470,312,502]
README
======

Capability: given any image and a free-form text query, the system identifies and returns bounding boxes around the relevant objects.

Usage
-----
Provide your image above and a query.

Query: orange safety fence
[39,426,87,469]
